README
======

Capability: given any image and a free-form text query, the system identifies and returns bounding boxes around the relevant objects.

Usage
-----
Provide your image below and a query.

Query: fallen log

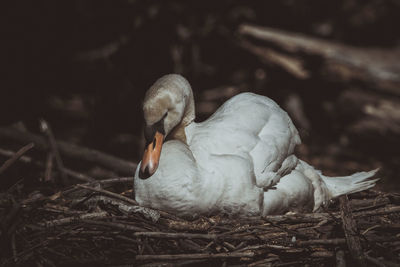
[238,24,400,95]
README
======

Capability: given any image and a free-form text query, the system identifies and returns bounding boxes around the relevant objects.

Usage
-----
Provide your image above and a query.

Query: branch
[39,211,108,228]
[136,251,255,261]
[340,195,366,265]
[0,147,95,182]
[0,126,137,175]
[239,40,309,79]
[239,24,400,95]
[40,119,68,185]
[0,143,34,175]
[77,184,138,206]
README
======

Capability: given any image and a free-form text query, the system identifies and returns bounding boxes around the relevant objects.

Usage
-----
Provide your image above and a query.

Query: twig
[362,225,381,235]
[0,143,34,175]
[83,195,160,222]
[40,211,108,227]
[365,254,399,267]
[276,261,302,266]
[297,238,346,246]
[11,233,17,263]
[239,39,309,79]
[354,205,400,217]
[61,177,132,196]
[77,185,165,222]
[310,251,334,258]
[264,218,310,239]
[248,257,279,267]
[0,147,94,182]
[136,251,255,260]
[44,152,54,182]
[340,195,366,265]
[179,239,203,252]
[77,184,138,206]
[63,168,95,182]
[96,177,132,185]
[262,205,400,224]
[83,219,147,232]
[0,126,137,175]
[75,35,130,61]
[40,119,68,185]
[336,250,346,267]
[133,231,218,240]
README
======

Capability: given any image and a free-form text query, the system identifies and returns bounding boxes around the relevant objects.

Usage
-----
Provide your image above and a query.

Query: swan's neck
[168,91,195,143]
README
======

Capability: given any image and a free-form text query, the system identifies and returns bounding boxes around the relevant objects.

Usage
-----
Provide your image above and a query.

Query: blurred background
[1,0,400,192]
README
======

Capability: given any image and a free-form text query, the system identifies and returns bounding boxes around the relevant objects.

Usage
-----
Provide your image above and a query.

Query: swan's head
[139,74,195,179]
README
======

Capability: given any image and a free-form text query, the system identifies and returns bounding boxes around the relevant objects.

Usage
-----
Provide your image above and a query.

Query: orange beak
[139,131,164,179]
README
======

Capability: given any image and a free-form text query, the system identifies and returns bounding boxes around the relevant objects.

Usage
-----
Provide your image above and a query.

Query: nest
[1,177,399,267]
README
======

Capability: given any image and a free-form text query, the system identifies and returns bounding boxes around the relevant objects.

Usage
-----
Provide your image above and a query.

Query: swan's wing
[249,103,301,188]
[187,93,301,189]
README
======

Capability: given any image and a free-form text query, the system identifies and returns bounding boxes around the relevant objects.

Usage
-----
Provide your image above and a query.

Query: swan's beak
[139,131,164,179]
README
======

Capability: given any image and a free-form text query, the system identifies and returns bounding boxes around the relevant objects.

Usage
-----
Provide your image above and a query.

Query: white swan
[134,74,378,218]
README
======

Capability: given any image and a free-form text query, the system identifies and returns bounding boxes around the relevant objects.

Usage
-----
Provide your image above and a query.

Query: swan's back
[186,92,301,187]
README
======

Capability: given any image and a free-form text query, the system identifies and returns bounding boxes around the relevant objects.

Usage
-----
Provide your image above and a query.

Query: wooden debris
[0,126,137,175]
[335,249,346,267]
[40,119,68,186]
[0,143,34,175]
[238,24,400,95]
[1,183,399,266]
[135,251,255,261]
[339,195,366,265]
[0,147,95,182]
[0,129,398,266]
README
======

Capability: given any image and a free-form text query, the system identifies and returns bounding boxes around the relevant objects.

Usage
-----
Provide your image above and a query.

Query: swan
[134,74,378,218]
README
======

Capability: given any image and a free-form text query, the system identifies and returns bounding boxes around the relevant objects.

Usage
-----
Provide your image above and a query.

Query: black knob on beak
[139,166,151,179]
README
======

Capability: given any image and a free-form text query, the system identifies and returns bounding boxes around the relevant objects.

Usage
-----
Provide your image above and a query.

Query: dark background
[1,0,399,191]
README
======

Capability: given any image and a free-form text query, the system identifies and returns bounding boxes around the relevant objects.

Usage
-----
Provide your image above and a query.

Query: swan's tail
[321,169,379,198]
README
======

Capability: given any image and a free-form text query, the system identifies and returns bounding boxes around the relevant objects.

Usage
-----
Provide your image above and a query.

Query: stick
[340,195,366,266]
[136,251,255,261]
[77,185,184,221]
[61,177,132,196]
[0,148,94,182]
[262,205,400,224]
[77,185,164,222]
[297,238,346,246]
[239,40,309,79]
[44,152,54,182]
[0,143,34,175]
[96,177,132,184]
[11,233,17,263]
[77,184,138,206]
[310,251,334,258]
[40,211,108,227]
[133,232,218,240]
[84,195,160,222]
[40,119,68,185]
[336,250,346,267]
[63,168,95,182]
[364,254,399,267]
[0,126,137,175]
[83,219,147,232]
